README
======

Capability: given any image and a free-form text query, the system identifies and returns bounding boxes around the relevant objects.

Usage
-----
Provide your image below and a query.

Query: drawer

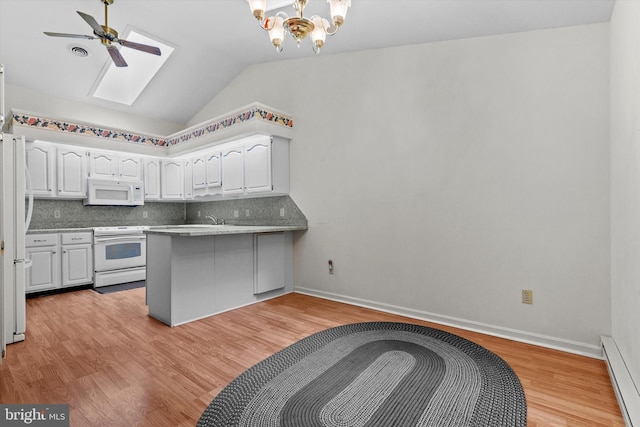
[61,232,93,245]
[26,234,59,247]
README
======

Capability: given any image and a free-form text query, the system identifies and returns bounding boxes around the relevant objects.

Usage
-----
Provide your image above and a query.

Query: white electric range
[93,226,148,288]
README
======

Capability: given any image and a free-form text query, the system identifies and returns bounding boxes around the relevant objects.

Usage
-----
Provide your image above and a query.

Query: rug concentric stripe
[197,322,526,427]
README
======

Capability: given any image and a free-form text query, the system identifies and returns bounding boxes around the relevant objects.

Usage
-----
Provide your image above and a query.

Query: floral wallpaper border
[10,105,293,148]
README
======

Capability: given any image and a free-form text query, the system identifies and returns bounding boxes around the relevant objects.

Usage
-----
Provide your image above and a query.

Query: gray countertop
[27,228,94,234]
[145,224,307,237]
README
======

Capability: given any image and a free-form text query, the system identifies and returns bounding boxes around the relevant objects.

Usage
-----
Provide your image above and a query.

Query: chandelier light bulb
[327,0,351,26]
[248,0,267,21]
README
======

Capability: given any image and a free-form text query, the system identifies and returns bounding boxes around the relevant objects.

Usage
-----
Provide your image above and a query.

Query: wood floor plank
[0,289,625,426]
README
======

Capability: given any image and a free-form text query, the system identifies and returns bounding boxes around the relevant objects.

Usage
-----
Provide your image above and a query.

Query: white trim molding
[602,336,640,427]
[295,287,603,359]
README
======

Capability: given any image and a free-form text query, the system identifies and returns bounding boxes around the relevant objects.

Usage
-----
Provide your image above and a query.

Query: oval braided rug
[197,322,527,427]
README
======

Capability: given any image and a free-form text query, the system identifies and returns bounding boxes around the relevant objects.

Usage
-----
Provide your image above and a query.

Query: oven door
[94,235,146,272]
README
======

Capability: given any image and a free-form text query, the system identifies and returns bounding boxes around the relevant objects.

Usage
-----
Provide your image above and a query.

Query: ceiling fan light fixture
[249,0,350,53]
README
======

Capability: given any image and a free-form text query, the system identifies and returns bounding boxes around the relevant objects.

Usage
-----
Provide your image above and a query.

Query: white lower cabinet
[61,233,93,288]
[26,234,60,293]
[26,232,93,293]
[254,232,287,294]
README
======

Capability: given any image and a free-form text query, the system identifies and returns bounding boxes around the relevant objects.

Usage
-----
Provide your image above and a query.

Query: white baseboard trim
[601,336,640,427]
[294,287,603,359]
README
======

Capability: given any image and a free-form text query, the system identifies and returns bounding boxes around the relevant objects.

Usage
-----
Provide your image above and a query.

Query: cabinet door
[143,157,161,200]
[26,246,60,293]
[26,142,56,197]
[221,147,244,195]
[244,139,272,193]
[192,156,207,189]
[183,159,193,200]
[205,151,222,188]
[118,155,143,180]
[254,233,286,294]
[57,147,87,198]
[62,244,93,287]
[161,159,184,199]
[89,151,118,178]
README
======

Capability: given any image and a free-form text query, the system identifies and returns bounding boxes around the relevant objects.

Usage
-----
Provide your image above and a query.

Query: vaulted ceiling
[0,0,615,125]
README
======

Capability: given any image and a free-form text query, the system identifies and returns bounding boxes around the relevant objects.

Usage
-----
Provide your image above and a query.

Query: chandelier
[247,0,351,53]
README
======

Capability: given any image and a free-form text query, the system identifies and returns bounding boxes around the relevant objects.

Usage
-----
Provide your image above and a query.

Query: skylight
[90,29,174,106]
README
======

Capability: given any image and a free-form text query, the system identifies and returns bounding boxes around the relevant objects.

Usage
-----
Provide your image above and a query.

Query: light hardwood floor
[0,289,625,426]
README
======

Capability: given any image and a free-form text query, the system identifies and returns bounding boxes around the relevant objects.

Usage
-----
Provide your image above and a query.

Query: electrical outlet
[328,260,334,275]
[245,209,250,217]
[234,210,239,218]
[522,289,533,305]
[143,211,148,219]
[280,207,285,217]
[54,210,61,219]
[197,210,201,217]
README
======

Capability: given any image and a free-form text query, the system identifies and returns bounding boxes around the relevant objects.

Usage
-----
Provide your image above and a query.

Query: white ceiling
[0,0,615,125]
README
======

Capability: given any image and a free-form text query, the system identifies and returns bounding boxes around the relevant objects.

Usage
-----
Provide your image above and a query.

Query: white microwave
[84,178,144,206]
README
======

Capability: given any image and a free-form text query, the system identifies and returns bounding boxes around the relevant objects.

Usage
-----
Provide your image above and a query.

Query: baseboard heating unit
[601,336,640,427]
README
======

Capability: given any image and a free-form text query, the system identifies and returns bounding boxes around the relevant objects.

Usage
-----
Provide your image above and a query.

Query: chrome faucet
[205,215,224,225]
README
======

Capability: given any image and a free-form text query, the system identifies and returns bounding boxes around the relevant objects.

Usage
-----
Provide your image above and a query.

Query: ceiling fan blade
[44,32,96,40]
[118,40,161,56]
[77,11,105,36]
[106,45,128,67]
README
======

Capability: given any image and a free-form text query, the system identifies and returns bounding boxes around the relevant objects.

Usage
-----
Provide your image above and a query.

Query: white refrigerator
[1,63,32,363]
[1,133,31,356]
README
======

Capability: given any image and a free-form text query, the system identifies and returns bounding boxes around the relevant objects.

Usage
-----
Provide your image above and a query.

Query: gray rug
[198,322,527,427]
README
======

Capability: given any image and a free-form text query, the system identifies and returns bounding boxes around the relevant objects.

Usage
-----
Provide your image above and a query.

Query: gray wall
[610,0,640,396]
[192,24,611,354]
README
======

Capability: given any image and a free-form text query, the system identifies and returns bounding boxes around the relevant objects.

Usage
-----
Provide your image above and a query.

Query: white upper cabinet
[220,135,289,197]
[244,139,272,193]
[26,142,56,197]
[118,155,143,180]
[26,141,88,199]
[192,156,207,189]
[56,146,87,198]
[24,134,289,201]
[143,157,162,200]
[88,151,118,179]
[89,150,142,180]
[191,149,222,197]
[161,159,184,200]
[205,151,222,188]
[183,158,193,200]
[221,145,245,195]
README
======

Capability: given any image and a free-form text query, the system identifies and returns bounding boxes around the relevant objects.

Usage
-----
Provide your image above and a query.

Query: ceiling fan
[44,0,161,68]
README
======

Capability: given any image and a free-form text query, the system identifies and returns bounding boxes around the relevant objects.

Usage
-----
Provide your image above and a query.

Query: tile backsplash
[27,196,307,230]
[185,196,307,226]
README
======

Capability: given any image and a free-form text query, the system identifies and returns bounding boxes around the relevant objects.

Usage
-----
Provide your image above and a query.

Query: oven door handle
[94,236,146,244]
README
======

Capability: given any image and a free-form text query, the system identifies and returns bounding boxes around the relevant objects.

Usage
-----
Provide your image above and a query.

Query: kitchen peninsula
[145,224,306,326]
